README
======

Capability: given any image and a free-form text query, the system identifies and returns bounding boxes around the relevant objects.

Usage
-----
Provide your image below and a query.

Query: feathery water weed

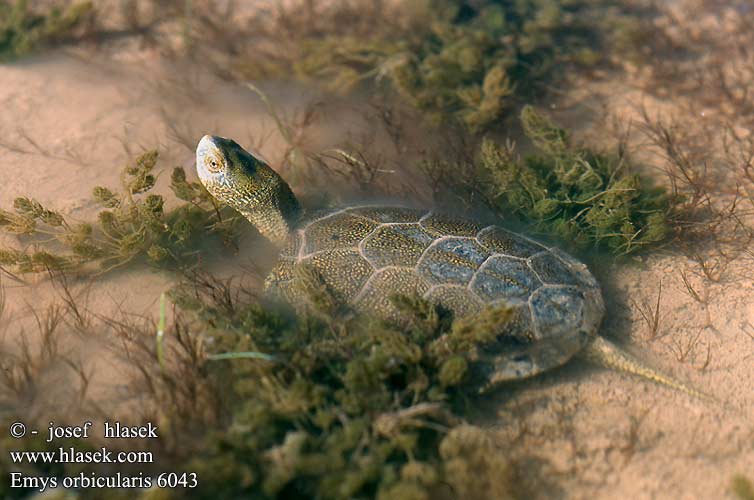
[0,0,94,61]
[0,150,243,275]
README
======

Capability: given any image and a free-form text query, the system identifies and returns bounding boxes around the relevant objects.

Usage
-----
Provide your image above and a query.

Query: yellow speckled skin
[196,135,302,245]
[196,135,710,397]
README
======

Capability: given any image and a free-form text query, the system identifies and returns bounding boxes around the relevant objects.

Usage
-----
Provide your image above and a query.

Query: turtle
[195,134,705,396]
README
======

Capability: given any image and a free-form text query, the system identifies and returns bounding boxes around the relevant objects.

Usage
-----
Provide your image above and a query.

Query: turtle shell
[264,206,605,381]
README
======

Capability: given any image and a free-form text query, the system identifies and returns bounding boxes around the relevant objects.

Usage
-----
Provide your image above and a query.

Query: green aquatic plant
[153,271,518,499]
[180,0,630,131]
[0,150,242,275]
[476,106,673,254]
[0,264,516,499]
[0,270,513,498]
[0,0,94,61]
[285,0,617,131]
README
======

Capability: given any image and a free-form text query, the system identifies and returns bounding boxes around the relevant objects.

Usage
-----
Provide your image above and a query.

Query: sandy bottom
[0,29,752,500]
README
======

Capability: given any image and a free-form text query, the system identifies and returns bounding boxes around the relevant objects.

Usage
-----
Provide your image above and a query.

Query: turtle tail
[582,336,713,401]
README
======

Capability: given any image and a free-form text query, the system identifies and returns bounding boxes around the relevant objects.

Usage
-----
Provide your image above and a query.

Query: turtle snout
[195,137,218,190]
[196,134,215,157]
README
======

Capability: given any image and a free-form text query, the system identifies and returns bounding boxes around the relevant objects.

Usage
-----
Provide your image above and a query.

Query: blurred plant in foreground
[0,0,94,61]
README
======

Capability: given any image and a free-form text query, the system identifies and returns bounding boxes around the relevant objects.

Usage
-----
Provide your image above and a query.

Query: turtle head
[196,134,262,193]
[196,135,301,246]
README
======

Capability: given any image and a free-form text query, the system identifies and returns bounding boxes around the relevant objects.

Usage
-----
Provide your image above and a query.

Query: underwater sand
[0,5,752,499]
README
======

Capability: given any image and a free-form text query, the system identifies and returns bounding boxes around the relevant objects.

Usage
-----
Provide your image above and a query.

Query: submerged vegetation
[2,0,634,131]
[161,273,518,499]
[0,0,94,61]
[0,150,242,274]
[0,269,521,499]
[222,0,628,131]
[476,106,673,253]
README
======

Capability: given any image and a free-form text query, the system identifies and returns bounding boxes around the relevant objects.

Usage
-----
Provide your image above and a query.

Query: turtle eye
[206,156,223,172]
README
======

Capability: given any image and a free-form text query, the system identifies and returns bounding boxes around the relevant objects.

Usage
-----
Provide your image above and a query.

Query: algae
[0,0,94,61]
[0,150,242,274]
[476,106,674,254]
[0,272,520,499]
[145,273,519,499]
[240,0,626,131]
